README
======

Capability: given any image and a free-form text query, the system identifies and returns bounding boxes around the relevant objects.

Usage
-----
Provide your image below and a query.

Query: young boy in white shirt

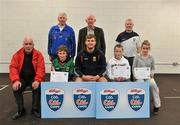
[106,44,130,82]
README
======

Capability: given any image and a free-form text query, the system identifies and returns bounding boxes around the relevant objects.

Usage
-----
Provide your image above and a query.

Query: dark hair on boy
[114,44,124,51]
[57,45,68,54]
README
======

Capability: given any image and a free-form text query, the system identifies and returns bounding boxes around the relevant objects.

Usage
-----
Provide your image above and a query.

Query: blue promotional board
[41,82,96,118]
[96,82,150,119]
[41,82,149,119]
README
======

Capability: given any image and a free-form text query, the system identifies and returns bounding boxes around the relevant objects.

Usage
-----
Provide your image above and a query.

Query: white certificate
[113,66,130,78]
[50,71,69,82]
[134,67,150,80]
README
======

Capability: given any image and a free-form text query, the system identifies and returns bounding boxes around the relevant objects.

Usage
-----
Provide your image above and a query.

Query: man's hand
[82,75,92,81]
[12,81,22,91]
[82,75,100,81]
[32,81,40,90]
[91,75,100,81]
[115,77,126,82]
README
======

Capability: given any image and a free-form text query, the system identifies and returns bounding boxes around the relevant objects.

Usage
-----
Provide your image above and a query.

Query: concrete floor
[0,74,180,125]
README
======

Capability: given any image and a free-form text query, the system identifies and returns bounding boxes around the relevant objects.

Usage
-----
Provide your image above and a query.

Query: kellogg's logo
[45,88,64,111]
[128,88,145,111]
[101,89,119,112]
[73,88,91,111]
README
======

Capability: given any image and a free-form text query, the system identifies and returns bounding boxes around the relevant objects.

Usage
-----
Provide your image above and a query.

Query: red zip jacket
[9,48,45,84]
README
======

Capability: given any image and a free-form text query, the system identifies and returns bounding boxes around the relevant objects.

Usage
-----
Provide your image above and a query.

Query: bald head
[23,36,34,53]
[23,36,33,43]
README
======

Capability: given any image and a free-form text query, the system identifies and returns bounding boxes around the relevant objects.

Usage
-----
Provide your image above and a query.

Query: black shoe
[31,110,41,118]
[153,107,159,115]
[12,108,26,120]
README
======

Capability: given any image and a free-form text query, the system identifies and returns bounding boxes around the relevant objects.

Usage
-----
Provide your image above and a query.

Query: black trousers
[13,79,40,112]
[124,56,134,81]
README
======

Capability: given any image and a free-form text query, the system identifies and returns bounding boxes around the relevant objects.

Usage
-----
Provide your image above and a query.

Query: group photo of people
[9,12,161,120]
[1,0,180,125]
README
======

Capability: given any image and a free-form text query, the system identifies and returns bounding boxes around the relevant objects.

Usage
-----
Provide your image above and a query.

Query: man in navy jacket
[75,34,107,82]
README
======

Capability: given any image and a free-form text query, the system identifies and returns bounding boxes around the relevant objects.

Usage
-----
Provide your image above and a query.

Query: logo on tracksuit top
[100,88,119,112]
[45,88,64,111]
[73,88,91,111]
[128,88,145,111]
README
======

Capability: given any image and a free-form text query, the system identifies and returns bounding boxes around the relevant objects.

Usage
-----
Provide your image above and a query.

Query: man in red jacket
[9,36,45,120]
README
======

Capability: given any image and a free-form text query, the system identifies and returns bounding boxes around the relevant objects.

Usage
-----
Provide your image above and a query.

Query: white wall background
[0,0,180,73]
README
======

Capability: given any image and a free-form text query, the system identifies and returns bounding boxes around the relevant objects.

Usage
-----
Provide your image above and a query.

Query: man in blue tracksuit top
[48,12,76,61]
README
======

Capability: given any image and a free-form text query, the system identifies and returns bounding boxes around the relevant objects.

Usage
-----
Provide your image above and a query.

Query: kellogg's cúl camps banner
[41,82,149,119]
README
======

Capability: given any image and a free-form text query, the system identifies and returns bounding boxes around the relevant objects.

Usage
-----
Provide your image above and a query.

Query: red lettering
[49,89,60,93]
[104,90,115,93]
[103,100,115,106]
[76,99,88,105]
[77,89,88,93]
[130,99,142,106]
[48,99,61,106]
[130,89,142,93]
